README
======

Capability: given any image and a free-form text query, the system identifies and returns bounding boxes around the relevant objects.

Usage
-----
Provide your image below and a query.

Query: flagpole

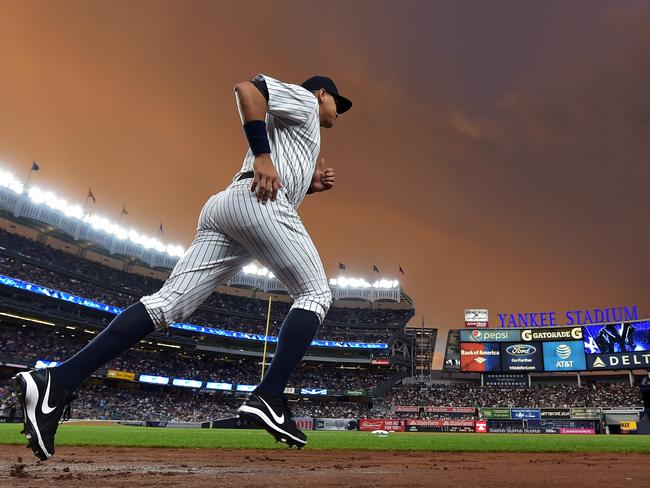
[24,161,38,188]
[261,297,273,380]
[84,190,91,216]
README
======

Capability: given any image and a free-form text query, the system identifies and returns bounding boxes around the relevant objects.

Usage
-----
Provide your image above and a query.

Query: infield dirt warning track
[1,445,648,488]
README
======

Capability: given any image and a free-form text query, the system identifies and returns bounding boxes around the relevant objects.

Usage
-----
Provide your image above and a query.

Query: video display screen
[583,321,650,354]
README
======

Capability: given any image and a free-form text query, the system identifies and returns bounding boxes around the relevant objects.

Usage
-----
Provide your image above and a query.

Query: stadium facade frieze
[496,305,639,328]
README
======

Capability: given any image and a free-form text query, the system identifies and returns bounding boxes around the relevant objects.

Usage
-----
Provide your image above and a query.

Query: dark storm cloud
[0,1,648,366]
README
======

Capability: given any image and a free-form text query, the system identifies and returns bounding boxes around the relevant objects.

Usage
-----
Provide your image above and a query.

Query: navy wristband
[243,120,271,155]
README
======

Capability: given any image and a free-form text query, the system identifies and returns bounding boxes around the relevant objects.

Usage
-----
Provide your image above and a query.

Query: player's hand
[309,158,335,193]
[251,154,282,204]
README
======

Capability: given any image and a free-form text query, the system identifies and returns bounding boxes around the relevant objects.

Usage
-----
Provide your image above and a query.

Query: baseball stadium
[0,171,649,486]
[2,2,650,487]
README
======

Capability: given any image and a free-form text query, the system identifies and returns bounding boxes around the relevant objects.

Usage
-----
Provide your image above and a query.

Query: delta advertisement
[460,343,500,372]
[587,351,650,370]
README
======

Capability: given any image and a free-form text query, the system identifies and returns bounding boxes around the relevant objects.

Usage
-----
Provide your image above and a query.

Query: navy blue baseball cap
[301,76,352,114]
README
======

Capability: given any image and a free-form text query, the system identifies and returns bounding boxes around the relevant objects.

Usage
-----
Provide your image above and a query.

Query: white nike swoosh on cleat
[256,395,285,424]
[41,371,57,415]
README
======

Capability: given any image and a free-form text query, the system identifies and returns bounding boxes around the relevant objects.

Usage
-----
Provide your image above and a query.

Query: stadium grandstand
[0,168,648,435]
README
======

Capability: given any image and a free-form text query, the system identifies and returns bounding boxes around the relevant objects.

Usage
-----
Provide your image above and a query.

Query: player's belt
[237,171,255,181]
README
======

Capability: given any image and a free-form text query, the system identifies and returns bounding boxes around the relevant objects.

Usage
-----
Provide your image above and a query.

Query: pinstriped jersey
[234,74,321,209]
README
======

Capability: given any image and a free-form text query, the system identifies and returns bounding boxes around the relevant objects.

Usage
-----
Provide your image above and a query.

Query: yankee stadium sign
[497,305,638,328]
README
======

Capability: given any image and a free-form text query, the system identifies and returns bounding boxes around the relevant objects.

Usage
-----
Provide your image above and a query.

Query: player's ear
[315,88,326,104]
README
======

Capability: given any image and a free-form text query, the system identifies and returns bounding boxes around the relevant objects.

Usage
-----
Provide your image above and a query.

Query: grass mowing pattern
[1,424,650,452]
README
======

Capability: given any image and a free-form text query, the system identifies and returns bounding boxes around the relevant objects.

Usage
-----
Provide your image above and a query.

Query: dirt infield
[1,445,648,487]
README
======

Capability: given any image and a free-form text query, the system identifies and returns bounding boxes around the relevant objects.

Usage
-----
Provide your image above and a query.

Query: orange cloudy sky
[0,1,648,359]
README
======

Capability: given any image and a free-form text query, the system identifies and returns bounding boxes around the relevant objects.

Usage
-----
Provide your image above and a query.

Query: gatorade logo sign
[521,327,583,342]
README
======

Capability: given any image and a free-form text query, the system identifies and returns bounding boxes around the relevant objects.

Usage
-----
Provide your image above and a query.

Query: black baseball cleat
[237,389,307,448]
[13,369,76,461]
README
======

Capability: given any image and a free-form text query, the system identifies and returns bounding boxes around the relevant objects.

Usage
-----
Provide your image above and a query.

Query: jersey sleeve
[255,74,317,125]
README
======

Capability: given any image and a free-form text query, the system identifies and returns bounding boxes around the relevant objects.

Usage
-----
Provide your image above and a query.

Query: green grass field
[1,423,650,452]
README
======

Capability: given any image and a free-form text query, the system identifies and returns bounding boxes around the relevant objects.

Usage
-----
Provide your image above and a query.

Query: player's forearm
[234,82,267,123]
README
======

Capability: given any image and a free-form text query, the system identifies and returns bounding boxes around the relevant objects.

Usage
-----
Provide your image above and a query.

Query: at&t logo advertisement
[542,341,586,371]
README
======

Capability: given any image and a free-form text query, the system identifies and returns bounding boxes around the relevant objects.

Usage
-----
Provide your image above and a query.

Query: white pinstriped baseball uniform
[140,74,332,328]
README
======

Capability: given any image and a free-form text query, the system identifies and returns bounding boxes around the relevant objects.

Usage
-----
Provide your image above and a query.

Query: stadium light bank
[241,264,399,290]
[0,166,185,258]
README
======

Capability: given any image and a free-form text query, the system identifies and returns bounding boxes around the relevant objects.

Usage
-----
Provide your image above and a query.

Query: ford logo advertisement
[505,344,537,356]
[500,342,543,372]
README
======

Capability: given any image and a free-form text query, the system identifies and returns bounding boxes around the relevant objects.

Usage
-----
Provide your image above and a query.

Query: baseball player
[14,74,352,459]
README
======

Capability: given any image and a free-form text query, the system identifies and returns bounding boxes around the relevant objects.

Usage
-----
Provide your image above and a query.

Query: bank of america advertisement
[460,343,500,372]
[542,341,586,371]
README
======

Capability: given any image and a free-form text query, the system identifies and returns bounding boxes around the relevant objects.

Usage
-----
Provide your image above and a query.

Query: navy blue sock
[258,308,319,397]
[52,302,155,392]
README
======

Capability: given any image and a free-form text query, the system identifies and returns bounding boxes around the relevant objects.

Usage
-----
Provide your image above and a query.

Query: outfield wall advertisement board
[394,405,419,413]
[510,408,541,420]
[406,419,475,433]
[481,408,511,419]
[423,407,476,414]
[358,419,405,432]
[540,408,571,420]
[570,408,602,420]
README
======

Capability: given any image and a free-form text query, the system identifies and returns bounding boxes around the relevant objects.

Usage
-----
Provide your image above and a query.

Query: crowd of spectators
[0,228,411,343]
[1,373,645,423]
[0,378,371,422]
[382,382,643,409]
[0,323,391,391]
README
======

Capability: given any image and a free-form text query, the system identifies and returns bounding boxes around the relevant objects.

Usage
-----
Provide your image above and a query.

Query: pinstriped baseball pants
[140,180,332,329]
